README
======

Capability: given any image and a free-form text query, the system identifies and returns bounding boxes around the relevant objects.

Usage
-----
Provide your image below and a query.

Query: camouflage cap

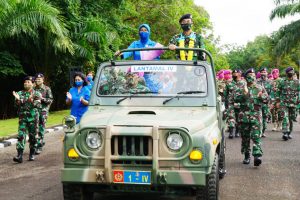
[179,14,192,23]
[35,72,44,78]
[244,68,255,77]
[24,76,34,82]
[285,66,294,73]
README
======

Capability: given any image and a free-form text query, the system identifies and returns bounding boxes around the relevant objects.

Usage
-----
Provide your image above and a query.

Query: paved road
[0,120,299,200]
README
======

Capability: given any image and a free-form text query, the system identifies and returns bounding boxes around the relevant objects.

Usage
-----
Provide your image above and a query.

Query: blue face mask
[75,80,83,87]
[139,31,150,44]
[87,76,93,82]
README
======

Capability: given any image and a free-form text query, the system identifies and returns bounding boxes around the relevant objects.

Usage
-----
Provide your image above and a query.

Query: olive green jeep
[62,48,226,200]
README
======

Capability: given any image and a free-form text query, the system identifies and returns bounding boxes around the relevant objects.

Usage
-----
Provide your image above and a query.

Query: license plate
[113,170,151,184]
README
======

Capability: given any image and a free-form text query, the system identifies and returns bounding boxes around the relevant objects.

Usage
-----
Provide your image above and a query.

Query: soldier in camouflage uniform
[224,69,246,138]
[34,73,53,154]
[277,67,300,140]
[256,68,272,137]
[12,76,42,163]
[169,14,205,61]
[223,70,232,109]
[270,69,282,131]
[216,70,226,102]
[234,68,268,166]
[99,68,126,95]
[118,72,150,94]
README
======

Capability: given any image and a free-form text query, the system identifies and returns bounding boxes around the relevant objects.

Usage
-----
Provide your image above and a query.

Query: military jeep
[62,48,226,200]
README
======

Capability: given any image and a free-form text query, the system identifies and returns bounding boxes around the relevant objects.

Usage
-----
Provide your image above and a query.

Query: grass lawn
[0,110,70,138]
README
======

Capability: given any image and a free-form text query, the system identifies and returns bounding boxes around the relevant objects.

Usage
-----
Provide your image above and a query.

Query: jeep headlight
[166,132,183,151]
[86,131,102,149]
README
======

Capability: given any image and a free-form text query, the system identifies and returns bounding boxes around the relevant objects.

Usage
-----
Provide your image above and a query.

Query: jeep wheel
[196,154,219,200]
[219,144,226,179]
[63,183,94,200]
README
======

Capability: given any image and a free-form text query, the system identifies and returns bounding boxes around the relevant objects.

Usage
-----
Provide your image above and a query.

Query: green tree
[0,0,73,77]
[270,0,300,55]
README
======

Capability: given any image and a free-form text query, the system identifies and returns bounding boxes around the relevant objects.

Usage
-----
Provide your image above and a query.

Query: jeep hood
[80,106,218,133]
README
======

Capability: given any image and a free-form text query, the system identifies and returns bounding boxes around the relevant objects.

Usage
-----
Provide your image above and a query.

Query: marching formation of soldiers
[217,67,300,167]
[12,73,53,163]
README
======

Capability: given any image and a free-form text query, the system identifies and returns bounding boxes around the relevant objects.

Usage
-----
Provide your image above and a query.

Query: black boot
[243,152,250,164]
[287,132,292,139]
[13,149,23,163]
[282,132,288,141]
[235,127,240,137]
[29,148,35,161]
[35,142,43,155]
[228,127,234,139]
[254,156,262,166]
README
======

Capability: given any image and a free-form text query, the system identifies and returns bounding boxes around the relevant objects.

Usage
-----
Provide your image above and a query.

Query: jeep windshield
[97,64,208,98]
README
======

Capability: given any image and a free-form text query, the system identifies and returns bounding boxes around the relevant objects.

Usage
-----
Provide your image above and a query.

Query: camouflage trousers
[262,104,271,133]
[226,104,240,128]
[37,111,48,147]
[279,106,297,133]
[271,103,282,123]
[16,118,39,151]
[239,111,263,157]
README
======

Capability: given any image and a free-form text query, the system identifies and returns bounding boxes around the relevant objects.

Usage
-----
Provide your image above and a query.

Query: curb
[0,124,64,150]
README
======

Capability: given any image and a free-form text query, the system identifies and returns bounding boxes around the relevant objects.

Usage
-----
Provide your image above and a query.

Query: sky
[195,0,299,46]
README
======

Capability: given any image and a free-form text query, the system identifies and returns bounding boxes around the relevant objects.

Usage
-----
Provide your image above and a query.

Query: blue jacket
[68,86,90,124]
[122,40,157,60]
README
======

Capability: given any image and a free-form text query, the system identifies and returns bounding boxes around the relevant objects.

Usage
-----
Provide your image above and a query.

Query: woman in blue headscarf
[115,24,164,92]
[115,24,163,60]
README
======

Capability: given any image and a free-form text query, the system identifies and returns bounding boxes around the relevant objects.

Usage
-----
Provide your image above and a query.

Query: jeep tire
[63,183,94,200]
[219,143,226,179]
[196,154,219,200]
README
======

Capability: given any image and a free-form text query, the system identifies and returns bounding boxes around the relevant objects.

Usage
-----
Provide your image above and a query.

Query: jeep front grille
[111,136,153,165]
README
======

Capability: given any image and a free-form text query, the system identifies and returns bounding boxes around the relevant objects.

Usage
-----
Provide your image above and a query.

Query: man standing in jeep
[168,14,206,61]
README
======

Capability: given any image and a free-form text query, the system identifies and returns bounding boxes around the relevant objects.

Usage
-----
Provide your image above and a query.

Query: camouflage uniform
[34,84,53,150]
[99,69,126,95]
[169,32,205,61]
[270,77,282,130]
[277,75,300,139]
[118,73,150,94]
[235,69,268,166]
[257,77,272,135]
[216,79,226,102]
[224,79,246,137]
[15,90,42,153]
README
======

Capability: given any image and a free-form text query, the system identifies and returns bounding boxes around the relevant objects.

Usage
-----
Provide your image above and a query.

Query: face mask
[35,80,43,86]
[261,74,267,79]
[246,76,256,83]
[87,76,93,82]
[181,24,192,31]
[75,80,83,87]
[139,31,150,43]
[287,73,294,78]
[232,76,238,81]
[24,83,32,91]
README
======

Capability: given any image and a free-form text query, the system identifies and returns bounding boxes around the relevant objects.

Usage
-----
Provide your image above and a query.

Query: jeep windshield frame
[89,48,218,107]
